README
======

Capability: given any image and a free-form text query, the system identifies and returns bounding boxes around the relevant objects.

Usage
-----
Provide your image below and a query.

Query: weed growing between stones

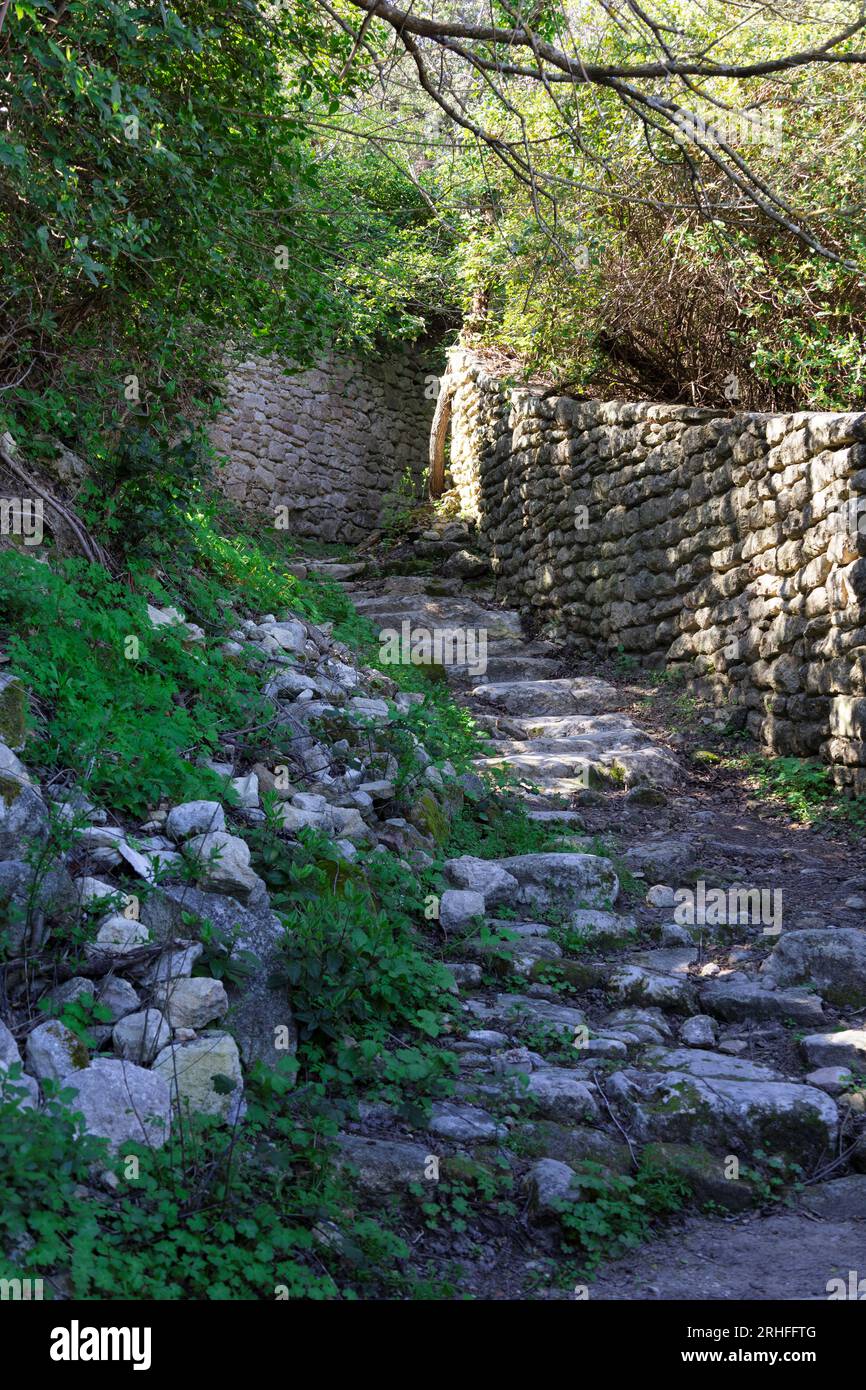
[552,1159,690,1275]
[0,1061,434,1300]
[444,798,566,860]
[723,753,866,830]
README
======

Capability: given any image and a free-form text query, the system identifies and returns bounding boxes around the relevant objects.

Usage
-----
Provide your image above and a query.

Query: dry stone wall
[210,350,437,543]
[446,349,866,791]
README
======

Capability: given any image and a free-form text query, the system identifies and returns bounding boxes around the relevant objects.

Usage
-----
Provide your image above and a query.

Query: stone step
[468,676,621,717]
[478,742,679,789]
[352,602,525,644]
[447,656,563,684]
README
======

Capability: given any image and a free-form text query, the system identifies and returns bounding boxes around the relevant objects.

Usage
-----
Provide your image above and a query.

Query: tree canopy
[1,0,864,470]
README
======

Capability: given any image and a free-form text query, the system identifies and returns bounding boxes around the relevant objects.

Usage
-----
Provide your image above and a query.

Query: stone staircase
[322,538,866,1299]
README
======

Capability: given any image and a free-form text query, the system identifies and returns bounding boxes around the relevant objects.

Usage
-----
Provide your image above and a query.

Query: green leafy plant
[553,1159,689,1274]
[37,992,113,1049]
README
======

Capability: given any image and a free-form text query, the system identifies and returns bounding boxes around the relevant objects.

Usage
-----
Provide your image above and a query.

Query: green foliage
[37,991,113,1049]
[614,645,639,673]
[0,2,449,469]
[251,826,455,1052]
[554,1159,689,1275]
[741,1150,804,1207]
[190,913,258,991]
[335,3,866,409]
[411,1156,516,1236]
[0,495,407,821]
[0,549,260,815]
[0,1062,416,1300]
[725,752,866,828]
[444,796,564,859]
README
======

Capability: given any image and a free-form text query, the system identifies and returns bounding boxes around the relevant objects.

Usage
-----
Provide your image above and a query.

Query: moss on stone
[409,789,450,844]
[522,1120,632,1174]
[0,675,26,750]
[529,957,609,989]
[0,772,23,807]
[642,1141,755,1213]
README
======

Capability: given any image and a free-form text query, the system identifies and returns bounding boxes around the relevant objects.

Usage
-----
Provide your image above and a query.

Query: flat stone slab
[700,979,824,1024]
[570,909,638,946]
[496,852,619,911]
[469,677,620,717]
[494,993,585,1034]
[335,1135,432,1190]
[608,964,698,1013]
[607,1068,838,1164]
[642,1047,783,1083]
[516,713,649,740]
[524,1069,599,1123]
[632,947,698,975]
[462,656,562,684]
[801,1029,866,1070]
[800,1176,866,1220]
[621,835,698,879]
[428,1101,505,1142]
[443,856,519,907]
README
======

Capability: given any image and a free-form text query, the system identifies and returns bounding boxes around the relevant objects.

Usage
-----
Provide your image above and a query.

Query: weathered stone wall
[446,349,866,790]
[210,350,437,542]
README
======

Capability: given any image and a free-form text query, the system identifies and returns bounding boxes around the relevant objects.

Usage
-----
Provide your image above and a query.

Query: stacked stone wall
[446,349,866,790]
[211,350,437,542]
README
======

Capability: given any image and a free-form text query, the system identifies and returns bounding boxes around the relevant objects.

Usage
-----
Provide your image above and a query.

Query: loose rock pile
[0,588,473,1151]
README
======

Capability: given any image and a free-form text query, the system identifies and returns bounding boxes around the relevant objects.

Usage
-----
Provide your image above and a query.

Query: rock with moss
[0,675,26,751]
[642,1141,755,1213]
[762,928,866,1008]
[606,1067,838,1165]
[529,956,610,990]
[0,761,48,861]
[569,908,638,949]
[26,1019,90,1082]
[408,788,450,844]
[522,1119,632,1174]
[152,1031,243,1121]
